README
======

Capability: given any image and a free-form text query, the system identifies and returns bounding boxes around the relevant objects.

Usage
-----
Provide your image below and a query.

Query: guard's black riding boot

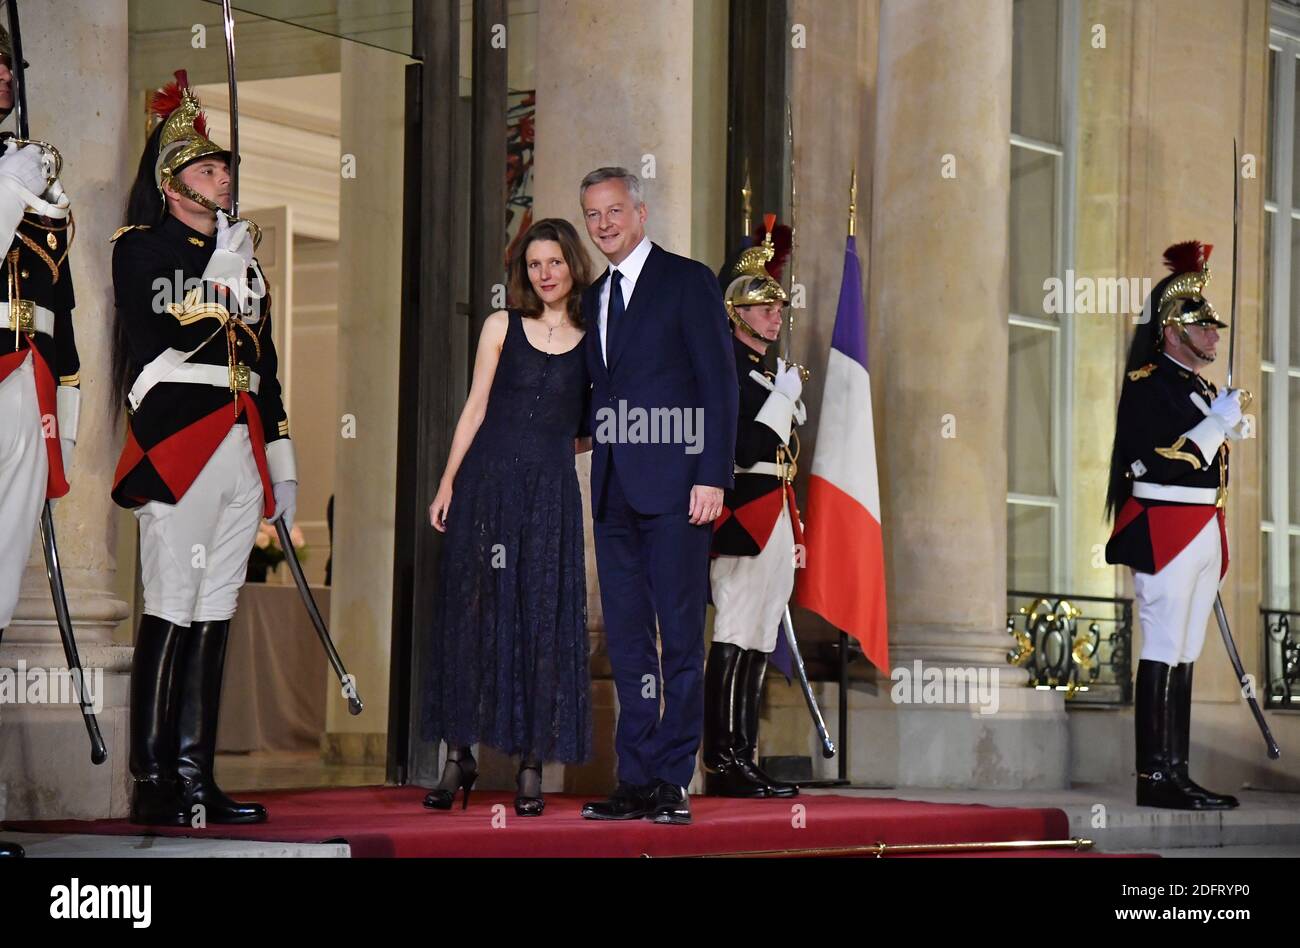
[1135,659,1206,809]
[736,649,798,798]
[175,620,266,824]
[128,615,189,826]
[702,642,770,797]
[1171,663,1238,809]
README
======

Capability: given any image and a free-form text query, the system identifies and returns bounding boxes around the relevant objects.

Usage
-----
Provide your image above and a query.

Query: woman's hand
[429,480,453,532]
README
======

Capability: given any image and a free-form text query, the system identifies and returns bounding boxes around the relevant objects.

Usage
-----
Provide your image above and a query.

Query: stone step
[806,785,1300,853]
[5,832,349,858]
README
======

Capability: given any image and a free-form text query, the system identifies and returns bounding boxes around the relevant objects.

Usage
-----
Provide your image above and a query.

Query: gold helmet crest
[1158,240,1228,332]
[724,219,789,339]
[149,70,230,195]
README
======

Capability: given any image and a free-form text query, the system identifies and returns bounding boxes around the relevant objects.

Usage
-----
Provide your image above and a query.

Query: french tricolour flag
[794,234,889,673]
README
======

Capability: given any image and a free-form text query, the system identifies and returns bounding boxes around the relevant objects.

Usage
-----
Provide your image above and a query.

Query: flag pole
[848,167,857,238]
[740,160,752,247]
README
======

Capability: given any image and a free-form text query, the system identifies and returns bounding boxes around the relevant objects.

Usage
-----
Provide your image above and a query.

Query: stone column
[531,0,723,793]
[867,0,1066,788]
[322,37,407,767]
[0,0,133,820]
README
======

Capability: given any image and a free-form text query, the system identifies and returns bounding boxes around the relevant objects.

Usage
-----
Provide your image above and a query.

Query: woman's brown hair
[508,218,593,328]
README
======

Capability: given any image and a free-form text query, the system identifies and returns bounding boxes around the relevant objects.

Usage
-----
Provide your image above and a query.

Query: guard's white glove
[1209,389,1243,431]
[774,358,803,402]
[0,143,47,196]
[271,479,298,532]
[203,211,256,312]
[0,144,44,255]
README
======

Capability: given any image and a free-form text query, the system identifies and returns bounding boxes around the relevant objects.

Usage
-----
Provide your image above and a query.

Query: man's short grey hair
[579,167,645,208]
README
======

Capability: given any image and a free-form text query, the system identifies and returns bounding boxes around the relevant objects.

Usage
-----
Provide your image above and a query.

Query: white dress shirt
[598,235,653,364]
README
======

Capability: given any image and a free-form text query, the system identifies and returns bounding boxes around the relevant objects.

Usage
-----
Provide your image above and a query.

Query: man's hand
[1209,388,1244,430]
[689,485,724,526]
[774,359,803,402]
[271,479,298,531]
[0,143,46,196]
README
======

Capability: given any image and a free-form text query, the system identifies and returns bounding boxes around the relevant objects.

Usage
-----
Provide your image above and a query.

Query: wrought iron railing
[1262,608,1300,709]
[1006,591,1134,705]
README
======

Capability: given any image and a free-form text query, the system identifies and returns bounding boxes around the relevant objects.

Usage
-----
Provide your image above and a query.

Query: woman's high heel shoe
[514,764,545,817]
[423,758,478,811]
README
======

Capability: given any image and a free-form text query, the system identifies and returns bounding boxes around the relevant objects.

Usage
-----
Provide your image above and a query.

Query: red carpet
[5,786,1105,858]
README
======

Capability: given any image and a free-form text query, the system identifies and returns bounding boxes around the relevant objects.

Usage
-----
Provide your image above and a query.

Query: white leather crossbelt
[162,362,260,394]
[736,461,792,479]
[129,351,261,413]
[0,301,54,336]
[1132,483,1217,505]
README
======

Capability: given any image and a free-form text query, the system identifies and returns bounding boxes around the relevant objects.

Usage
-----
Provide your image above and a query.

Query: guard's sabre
[276,519,363,716]
[6,0,106,765]
[40,508,108,764]
[220,0,240,217]
[1228,138,1240,390]
[5,0,27,140]
[1214,598,1279,759]
[1212,138,1277,759]
[781,607,835,759]
[783,100,797,363]
[218,4,360,714]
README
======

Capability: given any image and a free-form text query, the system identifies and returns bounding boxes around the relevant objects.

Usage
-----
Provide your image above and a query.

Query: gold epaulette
[109,224,150,243]
[1127,363,1158,382]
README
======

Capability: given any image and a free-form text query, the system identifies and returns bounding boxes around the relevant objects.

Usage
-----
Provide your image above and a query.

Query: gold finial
[741,163,753,244]
[848,168,858,238]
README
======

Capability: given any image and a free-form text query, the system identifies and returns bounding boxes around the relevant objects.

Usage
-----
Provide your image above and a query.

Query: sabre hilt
[3,136,62,188]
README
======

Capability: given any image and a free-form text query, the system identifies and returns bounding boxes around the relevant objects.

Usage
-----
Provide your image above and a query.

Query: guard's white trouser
[1133,514,1222,665]
[710,504,796,653]
[0,354,47,628]
[134,425,264,626]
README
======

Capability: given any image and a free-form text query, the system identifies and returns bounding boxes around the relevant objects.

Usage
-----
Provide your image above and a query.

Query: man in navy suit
[577,168,738,825]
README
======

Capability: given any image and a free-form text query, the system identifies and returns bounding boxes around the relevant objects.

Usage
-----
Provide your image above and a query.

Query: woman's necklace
[542,314,565,350]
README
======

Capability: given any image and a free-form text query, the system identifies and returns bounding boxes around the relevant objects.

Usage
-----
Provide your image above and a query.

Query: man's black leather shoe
[0,839,24,858]
[581,782,653,821]
[649,781,691,825]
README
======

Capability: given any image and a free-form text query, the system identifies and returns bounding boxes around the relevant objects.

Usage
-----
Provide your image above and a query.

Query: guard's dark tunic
[713,337,798,558]
[110,215,288,515]
[1105,355,1229,576]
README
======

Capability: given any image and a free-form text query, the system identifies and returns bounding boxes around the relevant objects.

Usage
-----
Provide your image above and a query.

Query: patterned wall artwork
[505,90,536,269]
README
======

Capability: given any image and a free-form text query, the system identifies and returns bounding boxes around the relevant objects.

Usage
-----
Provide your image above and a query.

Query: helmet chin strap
[1178,326,1216,364]
[728,307,773,346]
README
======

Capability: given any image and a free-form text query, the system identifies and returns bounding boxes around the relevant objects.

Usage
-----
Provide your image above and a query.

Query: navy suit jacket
[584,242,738,516]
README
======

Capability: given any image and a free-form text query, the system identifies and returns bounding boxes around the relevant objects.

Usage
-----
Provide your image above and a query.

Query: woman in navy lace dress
[421,219,594,817]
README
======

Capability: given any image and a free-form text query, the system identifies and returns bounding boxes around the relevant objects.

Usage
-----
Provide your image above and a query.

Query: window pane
[1292,55,1300,206]
[1289,534,1300,611]
[1290,218,1300,366]
[1264,211,1274,360]
[1008,325,1055,496]
[1289,376,1300,524]
[1008,503,1053,592]
[1012,0,1061,142]
[1263,529,1273,609]
[1268,48,1277,205]
[1262,368,1273,523]
[1010,147,1058,317]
